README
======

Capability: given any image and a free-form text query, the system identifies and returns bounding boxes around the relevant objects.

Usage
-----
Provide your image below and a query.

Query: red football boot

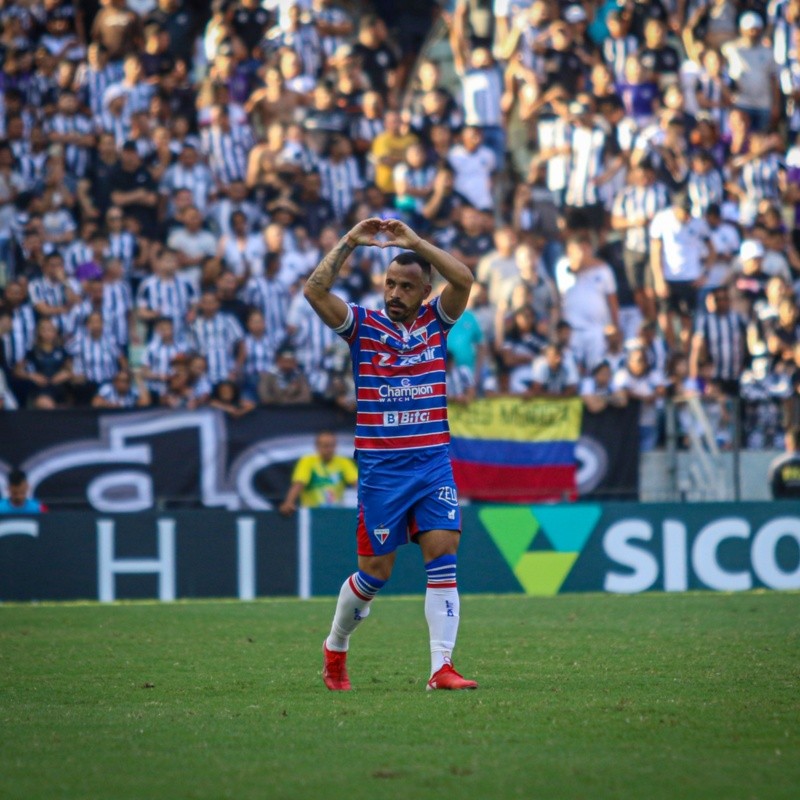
[426,664,478,691]
[322,641,352,691]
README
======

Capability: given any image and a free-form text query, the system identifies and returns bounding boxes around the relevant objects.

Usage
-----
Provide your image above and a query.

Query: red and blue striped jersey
[335,296,456,452]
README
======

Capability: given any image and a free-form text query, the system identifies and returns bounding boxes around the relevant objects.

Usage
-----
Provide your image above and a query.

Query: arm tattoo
[306,239,354,293]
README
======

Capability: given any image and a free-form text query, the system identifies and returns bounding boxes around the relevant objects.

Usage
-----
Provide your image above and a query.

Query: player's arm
[279,481,306,515]
[382,219,474,321]
[304,218,383,329]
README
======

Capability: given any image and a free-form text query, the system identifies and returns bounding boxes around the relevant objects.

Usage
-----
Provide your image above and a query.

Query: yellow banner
[448,397,583,442]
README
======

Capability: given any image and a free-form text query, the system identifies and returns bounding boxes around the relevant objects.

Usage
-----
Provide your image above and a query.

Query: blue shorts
[355,447,461,556]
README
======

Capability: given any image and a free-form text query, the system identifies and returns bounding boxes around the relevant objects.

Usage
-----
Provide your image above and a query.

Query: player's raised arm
[381,219,474,321]
[304,218,384,329]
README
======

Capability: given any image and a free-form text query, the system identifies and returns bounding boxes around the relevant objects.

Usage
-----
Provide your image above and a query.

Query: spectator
[278,430,357,514]
[613,343,667,451]
[93,368,151,408]
[580,359,629,413]
[258,346,312,405]
[14,318,73,409]
[556,232,620,371]
[136,247,197,338]
[722,13,780,133]
[448,126,496,213]
[69,310,127,405]
[0,469,44,514]
[690,286,749,397]
[139,316,188,403]
[209,378,255,418]
[528,342,580,398]
[168,205,218,287]
[189,290,244,385]
[649,191,716,349]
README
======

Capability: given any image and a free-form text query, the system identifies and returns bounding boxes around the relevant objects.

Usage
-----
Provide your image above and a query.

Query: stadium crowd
[1,0,800,452]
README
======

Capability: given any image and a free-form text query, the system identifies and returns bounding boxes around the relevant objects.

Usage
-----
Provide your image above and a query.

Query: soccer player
[304,217,477,692]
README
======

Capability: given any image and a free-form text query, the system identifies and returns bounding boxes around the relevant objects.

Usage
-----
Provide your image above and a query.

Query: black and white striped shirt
[350,115,385,146]
[141,337,189,393]
[107,232,139,278]
[287,294,337,394]
[136,275,197,335]
[189,312,244,384]
[602,35,639,83]
[243,276,290,353]
[317,156,364,221]
[94,110,132,148]
[694,310,748,382]
[96,381,141,408]
[688,168,725,218]
[76,63,124,117]
[565,124,616,207]
[739,153,783,204]
[3,302,36,365]
[695,72,732,129]
[115,81,155,115]
[612,182,671,253]
[45,113,94,178]
[160,162,216,215]
[16,151,48,190]
[68,330,121,383]
[99,281,133,346]
[201,125,254,185]
[460,65,504,128]
[241,333,275,378]
[28,276,81,335]
[268,23,323,78]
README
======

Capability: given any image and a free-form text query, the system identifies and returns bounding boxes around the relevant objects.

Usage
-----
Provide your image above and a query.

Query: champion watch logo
[373,527,390,544]
[479,505,602,595]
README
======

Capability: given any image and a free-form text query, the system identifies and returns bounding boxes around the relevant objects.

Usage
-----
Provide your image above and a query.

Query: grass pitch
[1,593,798,800]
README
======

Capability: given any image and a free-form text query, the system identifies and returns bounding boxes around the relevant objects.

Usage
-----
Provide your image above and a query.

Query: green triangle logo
[478,506,539,567]
[478,504,602,595]
[530,505,602,552]
[515,552,580,596]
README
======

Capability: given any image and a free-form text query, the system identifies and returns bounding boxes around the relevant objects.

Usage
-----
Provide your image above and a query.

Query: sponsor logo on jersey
[383,410,431,426]
[377,379,435,401]
[376,347,437,368]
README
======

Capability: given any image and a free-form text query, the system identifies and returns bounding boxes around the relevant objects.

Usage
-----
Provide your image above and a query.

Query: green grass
[1,593,799,800]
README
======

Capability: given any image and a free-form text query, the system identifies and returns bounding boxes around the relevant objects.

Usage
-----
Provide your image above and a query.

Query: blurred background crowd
[2,0,800,453]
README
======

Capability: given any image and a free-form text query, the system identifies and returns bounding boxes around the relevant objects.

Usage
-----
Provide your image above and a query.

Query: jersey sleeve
[290,455,314,486]
[332,302,360,344]
[429,295,458,334]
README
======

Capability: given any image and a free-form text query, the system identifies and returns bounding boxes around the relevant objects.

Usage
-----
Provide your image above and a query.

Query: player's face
[9,481,28,506]
[384,263,430,324]
[317,435,336,462]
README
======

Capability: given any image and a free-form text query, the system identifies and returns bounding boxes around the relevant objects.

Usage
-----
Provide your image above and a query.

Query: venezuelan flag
[448,398,582,502]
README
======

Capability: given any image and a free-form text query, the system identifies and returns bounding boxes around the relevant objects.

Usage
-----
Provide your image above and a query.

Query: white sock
[326,571,384,652]
[425,586,460,675]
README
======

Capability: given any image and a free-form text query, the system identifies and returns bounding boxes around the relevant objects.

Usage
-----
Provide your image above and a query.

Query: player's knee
[357,554,395,582]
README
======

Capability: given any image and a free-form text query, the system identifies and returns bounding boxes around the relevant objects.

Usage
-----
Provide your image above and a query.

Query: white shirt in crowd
[447,143,496,211]
[531,352,580,394]
[612,367,666,427]
[649,208,711,282]
[556,261,617,331]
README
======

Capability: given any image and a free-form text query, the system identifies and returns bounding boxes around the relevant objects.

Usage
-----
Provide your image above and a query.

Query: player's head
[315,431,337,462]
[384,252,432,323]
[7,469,29,507]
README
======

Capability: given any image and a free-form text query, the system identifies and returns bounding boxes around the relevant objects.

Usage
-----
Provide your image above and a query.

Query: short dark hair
[391,251,432,281]
[8,469,27,486]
